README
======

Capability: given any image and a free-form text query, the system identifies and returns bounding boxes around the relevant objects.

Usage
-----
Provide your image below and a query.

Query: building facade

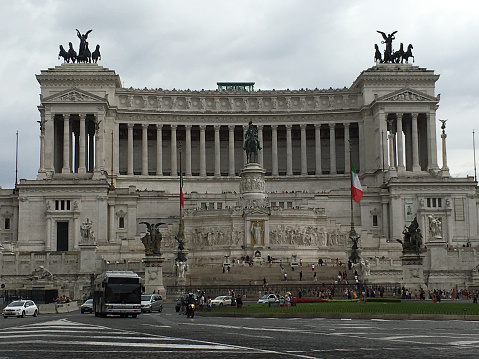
[0,62,478,298]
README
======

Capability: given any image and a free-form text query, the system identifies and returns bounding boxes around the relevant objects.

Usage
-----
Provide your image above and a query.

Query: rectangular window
[201,202,207,210]
[55,200,59,210]
[217,203,222,210]
[119,217,125,229]
[279,202,284,209]
[287,202,293,208]
[4,218,10,230]
[372,215,378,227]
[209,202,215,210]
[426,198,431,207]
[66,200,71,210]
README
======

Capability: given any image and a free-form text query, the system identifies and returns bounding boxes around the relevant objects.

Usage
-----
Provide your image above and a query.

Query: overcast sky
[0,0,478,188]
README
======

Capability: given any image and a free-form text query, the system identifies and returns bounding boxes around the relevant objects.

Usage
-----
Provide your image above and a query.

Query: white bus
[93,271,142,318]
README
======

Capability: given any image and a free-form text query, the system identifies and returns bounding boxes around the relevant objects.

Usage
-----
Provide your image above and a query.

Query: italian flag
[351,162,363,203]
[180,170,184,208]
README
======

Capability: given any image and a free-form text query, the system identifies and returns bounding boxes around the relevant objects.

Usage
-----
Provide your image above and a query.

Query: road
[1,303,478,358]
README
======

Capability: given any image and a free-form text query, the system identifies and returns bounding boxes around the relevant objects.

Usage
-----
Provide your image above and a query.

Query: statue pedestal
[238,163,268,207]
[427,238,448,271]
[401,253,426,291]
[143,256,166,298]
[79,242,100,274]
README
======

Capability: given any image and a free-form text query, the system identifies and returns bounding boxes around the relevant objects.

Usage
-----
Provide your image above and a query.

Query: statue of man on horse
[244,121,262,164]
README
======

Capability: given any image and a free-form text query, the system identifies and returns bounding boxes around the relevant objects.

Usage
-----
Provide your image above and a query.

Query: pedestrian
[299,258,302,266]
[299,271,303,281]
[314,272,317,281]
[284,272,288,281]
[236,295,243,309]
[311,264,315,272]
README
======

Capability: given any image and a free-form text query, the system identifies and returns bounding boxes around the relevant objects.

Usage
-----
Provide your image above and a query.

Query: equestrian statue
[243,121,262,164]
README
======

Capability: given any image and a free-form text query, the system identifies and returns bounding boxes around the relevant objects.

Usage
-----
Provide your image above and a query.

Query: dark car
[80,299,93,314]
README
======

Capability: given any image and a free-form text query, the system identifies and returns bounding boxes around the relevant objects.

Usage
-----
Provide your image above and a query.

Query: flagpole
[15,131,18,188]
[349,140,360,265]
[473,129,477,183]
[349,141,354,231]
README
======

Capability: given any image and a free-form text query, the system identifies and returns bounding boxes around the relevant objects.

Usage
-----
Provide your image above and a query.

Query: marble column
[396,113,405,173]
[271,125,278,176]
[170,124,177,176]
[441,123,449,173]
[199,125,206,176]
[387,119,396,170]
[428,111,439,170]
[185,125,192,177]
[62,114,71,174]
[142,124,149,175]
[411,113,421,172]
[258,124,264,168]
[344,123,350,174]
[243,125,248,166]
[94,115,100,173]
[214,125,221,177]
[300,124,307,175]
[228,125,235,176]
[358,121,364,172]
[127,123,134,175]
[286,124,293,176]
[156,124,163,176]
[78,114,86,173]
[315,124,321,175]
[329,123,336,175]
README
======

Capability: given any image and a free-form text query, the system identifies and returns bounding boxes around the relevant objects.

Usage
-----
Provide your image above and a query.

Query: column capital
[127,123,134,129]
[396,112,403,119]
[257,124,263,130]
[214,125,221,131]
[300,124,307,130]
[142,123,149,129]
[411,113,418,119]
[314,123,321,129]
[185,124,192,129]
[79,113,87,120]
[63,113,70,120]
[328,123,335,129]
[343,122,350,128]
[271,124,278,130]
[228,124,235,131]
[171,124,178,130]
[199,125,206,130]
[285,124,292,130]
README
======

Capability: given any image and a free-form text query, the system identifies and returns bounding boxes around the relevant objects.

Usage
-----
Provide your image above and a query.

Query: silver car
[3,300,38,318]
[141,294,163,313]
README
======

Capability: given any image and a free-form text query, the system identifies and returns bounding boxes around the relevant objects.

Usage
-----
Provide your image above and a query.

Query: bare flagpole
[15,131,19,188]
[473,130,477,183]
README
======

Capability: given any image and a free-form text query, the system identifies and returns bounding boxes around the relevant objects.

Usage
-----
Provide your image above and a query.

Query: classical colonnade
[115,121,362,177]
[384,112,439,173]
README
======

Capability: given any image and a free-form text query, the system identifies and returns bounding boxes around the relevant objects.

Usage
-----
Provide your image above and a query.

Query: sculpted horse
[58,45,69,62]
[92,44,101,63]
[68,42,77,63]
[374,44,382,63]
[77,42,92,63]
[392,43,404,63]
[402,44,414,63]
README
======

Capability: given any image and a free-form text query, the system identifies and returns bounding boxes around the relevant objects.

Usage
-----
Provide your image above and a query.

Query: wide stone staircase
[188,261,351,287]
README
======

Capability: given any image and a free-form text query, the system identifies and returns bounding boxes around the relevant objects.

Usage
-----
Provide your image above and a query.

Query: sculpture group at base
[140,222,163,256]
[58,29,101,64]
[397,217,423,254]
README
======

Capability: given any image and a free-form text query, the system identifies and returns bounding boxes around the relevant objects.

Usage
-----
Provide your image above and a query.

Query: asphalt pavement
[0,302,478,358]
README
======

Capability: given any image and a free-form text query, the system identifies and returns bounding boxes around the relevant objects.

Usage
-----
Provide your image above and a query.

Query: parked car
[210,295,233,306]
[257,294,279,304]
[3,300,38,318]
[141,294,163,313]
[80,299,93,314]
